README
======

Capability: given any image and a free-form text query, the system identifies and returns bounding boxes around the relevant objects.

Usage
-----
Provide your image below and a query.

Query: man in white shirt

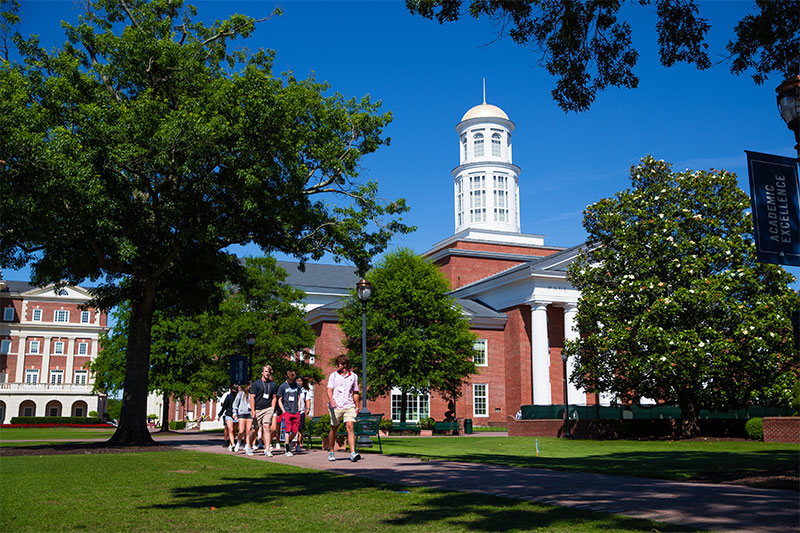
[326,354,360,462]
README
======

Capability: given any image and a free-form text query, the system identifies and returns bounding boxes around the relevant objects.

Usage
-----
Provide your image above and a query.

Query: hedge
[9,416,103,425]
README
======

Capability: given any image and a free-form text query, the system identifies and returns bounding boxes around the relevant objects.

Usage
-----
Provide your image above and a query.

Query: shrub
[88,411,99,418]
[311,414,331,437]
[419,417,435,430]
[379,418,392,431]
[169,421,187,430]
[147,414,159,420]
[745,417,763,440]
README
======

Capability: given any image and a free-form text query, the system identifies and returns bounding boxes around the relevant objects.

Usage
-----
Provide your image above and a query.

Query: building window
[78,342,88,356]
[74,406,84,417]
[81,311,91,323]
[50,370,64,385]
[74,370,88,385]
[29,340,40,354]
[491,132,501,156]
[461,134,467,159]
[473,132,484,157]
[3,307,14,321]
[456,180,464,226]
[25,369,39,384]
[32,308,42,321]
[469,174,486,223]
[0,339,10,354]
[53,341,64,355]
[473,339,488,366]
[54,310,69,323]
[473,383,488,417]
[22,406,34,417]
[390,389,430,423]
[493,174,508,223]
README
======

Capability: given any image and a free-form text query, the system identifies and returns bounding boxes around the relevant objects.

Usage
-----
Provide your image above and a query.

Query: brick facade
[763,417,800,443]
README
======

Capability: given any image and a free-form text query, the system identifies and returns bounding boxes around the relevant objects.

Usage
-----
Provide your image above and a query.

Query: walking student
[296,375,311,451]
[218,383,238,451]
[250,365,278,457]
[277,370,302,456]
[327,354,361,462]
[232,381,253,455]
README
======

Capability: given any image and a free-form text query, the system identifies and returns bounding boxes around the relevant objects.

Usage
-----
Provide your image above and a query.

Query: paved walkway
[159,432,799,532]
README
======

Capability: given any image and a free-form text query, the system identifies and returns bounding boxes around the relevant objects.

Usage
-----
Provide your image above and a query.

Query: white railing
[0,383,93,392]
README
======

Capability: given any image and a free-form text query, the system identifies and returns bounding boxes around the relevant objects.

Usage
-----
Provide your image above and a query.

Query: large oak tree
[0,0,410,444]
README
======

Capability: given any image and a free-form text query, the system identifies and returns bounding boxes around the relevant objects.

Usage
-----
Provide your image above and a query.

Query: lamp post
[562,352,571,438]
[776,75,800,159]
[355,278,373,447]
[245,332,256,380]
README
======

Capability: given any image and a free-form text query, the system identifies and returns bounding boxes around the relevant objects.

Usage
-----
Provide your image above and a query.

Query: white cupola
[452,95,521,234]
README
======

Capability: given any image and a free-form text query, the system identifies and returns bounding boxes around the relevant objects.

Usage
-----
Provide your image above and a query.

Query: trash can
[464,418,473,434]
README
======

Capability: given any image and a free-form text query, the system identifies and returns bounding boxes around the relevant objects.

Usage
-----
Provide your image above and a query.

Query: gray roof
[276,261,361,291]
[1,280,35,293]
[456,298,507,319]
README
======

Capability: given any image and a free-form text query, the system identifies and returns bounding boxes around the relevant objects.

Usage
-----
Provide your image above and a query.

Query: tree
[406,0,800,112]
[91,257,321,431]
[0,0,411,445]
[565,156,800,437]
[339,249,477,423]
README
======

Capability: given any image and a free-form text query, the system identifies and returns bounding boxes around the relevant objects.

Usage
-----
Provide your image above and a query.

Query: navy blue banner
[746,151,800,266]
[230,355,248,386]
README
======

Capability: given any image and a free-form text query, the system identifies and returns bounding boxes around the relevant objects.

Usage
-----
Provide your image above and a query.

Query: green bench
[306,413,384,454]
[391,421,419,432]
[433,421,459,434]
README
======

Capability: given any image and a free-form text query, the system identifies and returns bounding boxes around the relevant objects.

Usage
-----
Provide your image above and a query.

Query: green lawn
[373,436,800,481]
[0,427,116,442]
[0,451,687,532]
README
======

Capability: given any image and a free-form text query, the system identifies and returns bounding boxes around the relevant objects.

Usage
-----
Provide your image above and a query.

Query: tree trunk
[677,389,701,438]
[108,278,157,446]
[159,389,171,433]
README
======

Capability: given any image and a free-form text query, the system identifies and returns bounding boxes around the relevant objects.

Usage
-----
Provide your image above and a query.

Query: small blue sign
[746,151,800,266]
[230,355,248,386]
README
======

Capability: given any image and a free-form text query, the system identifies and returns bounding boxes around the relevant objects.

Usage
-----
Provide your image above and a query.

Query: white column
[41,337,51,384]
[14,338,25,383]
[65,336,75,384]
[530,301,551,404]
[562,303,586,405]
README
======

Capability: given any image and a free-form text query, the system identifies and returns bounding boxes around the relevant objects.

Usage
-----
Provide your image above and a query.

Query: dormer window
[473,133,484,157]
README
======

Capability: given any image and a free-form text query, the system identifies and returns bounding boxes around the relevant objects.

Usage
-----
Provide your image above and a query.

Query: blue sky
[5,0,799,284]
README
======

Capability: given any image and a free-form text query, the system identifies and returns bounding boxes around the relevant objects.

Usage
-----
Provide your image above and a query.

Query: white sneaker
[245,447,254,456]
[273,443,280,450]
[285,450,293,457]
[350,452,361,462]
[265,450,273,457]
[228,444,233,452]
[234,442,240,453]
[328,451,335,462]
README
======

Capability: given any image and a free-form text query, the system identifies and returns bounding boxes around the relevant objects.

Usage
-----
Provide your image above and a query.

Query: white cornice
[451,161,521,178]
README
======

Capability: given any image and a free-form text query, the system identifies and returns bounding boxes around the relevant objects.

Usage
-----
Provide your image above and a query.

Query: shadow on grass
[142,469,686,532]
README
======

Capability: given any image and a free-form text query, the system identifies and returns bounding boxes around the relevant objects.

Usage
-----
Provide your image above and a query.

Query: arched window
[491,133,501,156]
[461,134,467,159]
[473,133,484,157]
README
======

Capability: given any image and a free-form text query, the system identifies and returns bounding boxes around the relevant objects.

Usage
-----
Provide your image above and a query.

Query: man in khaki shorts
[326,354,361,462]
[250,365,277,457]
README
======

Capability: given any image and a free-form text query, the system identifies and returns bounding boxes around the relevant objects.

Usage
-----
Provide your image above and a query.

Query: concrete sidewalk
[164,432,798,532]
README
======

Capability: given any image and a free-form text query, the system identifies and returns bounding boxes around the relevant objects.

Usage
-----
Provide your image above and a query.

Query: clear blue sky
[5,0,799,285]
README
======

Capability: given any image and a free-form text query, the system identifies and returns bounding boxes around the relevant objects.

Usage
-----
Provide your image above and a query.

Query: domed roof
[461,103,509,122]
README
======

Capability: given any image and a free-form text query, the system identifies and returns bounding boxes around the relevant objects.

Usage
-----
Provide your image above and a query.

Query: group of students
[218,365,310,457]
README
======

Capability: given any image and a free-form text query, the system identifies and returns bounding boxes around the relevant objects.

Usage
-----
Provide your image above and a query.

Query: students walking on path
[232,381,253,455]
[277,370,302,456]
[327,355,360,462]
[296,375,311,451]
[250,365,278,457]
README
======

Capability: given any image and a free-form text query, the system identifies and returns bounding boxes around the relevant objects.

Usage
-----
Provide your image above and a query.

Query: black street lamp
[776,75,800,159]
[245,332,256,380]
[562,352,571,438]
[356,278,373,447]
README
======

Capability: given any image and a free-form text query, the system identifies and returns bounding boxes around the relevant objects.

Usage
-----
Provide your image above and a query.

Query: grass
[0,427,116,442]
[0,451,687,532]
[372,436,800,481]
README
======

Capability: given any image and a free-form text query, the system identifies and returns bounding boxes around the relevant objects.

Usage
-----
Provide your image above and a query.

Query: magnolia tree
[566,156,799,437]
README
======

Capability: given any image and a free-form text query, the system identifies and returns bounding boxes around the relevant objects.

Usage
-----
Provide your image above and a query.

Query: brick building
[286,100,596,425]
[0,277,109,423]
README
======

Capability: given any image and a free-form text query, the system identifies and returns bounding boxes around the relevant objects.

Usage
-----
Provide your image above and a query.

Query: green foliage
[169,421,187,430]
[105,398,122,422]
[792,379,800,413]
[339,249,477,421]
[744,417,764,440]
[88,411,99,418]
[379,417,392,431]
[311,414,331,437]
[566,156,800,435]
[407,0,798,111]
[0,0,410,443]
[147,414,159,420]
[419,417,436,430]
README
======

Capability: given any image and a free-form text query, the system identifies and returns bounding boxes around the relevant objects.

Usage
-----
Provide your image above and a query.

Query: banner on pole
[745,151,800,266]
[230,355,248,385]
